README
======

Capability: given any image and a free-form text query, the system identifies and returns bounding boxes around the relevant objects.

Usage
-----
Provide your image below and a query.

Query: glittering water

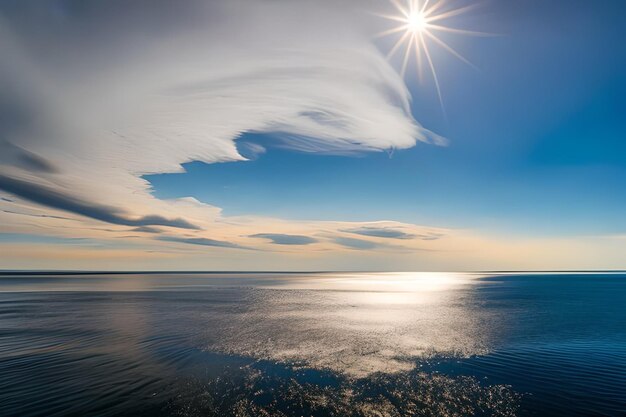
[1,272,625,416]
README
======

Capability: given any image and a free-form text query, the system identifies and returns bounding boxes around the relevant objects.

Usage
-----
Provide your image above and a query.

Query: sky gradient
[0,0,624,271]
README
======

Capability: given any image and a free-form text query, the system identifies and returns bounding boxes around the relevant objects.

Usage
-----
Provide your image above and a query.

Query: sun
[406,10,427,33]
[374,0,487,107]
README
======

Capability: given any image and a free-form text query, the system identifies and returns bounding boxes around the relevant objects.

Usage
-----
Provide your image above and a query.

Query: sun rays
[374,0,488,107]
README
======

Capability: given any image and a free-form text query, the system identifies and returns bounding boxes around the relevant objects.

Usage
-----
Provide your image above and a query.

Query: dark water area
[0,272,625,416]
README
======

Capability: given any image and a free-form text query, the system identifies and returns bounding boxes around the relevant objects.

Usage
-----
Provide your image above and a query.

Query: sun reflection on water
[207,272,496,377]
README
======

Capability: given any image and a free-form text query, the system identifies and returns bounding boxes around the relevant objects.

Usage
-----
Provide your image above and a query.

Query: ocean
[1,272,625,416]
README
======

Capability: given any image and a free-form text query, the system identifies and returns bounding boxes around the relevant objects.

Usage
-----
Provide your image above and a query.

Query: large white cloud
[0,0,444,251]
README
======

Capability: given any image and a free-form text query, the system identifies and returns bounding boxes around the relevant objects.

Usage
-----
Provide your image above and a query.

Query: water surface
[1,272,625,416]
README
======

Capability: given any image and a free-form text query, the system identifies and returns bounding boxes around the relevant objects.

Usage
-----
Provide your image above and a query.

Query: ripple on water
[1,272,625,417]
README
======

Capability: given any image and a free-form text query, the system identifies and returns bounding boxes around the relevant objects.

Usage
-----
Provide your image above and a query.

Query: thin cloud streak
[334,236,383,250]
[342,226,417,240]
[0,174,200,230]
[250,233,318,245]
[158,236,248,250]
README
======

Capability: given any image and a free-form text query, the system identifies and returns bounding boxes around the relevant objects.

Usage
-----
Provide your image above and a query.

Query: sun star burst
[374,0,487,107]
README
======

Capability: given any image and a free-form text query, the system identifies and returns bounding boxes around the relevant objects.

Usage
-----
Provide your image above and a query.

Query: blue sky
[147,0,626,239]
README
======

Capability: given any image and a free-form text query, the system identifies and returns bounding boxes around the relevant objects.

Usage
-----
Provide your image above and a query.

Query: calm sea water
[0,272,625,417]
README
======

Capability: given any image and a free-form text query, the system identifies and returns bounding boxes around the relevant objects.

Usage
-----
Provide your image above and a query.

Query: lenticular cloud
[0,0,437,236]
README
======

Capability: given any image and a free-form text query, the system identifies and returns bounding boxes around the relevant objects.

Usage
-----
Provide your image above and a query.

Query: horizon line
[1,269,625,276]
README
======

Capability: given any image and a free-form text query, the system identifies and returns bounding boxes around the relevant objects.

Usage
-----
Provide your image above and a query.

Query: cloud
[237,142,267,161]
[0,140,58,174]
[342,226,416,240]
[158,236,246,250]
[0,233,89,245]
[341,226,445,241]
[0,0,445,257]
[414,232,445,241]
[250,233,318,245]
[0,174,199,230]
[1,209,71,221]
[333,237,382,250]
[131,226,161,234]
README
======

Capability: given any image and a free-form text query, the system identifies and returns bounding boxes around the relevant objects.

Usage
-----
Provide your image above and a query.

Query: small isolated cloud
[342,226,416,240]
[158,236,246,250]
[0,174,199,230]
[333,236,381,250]
[250,233,318,245]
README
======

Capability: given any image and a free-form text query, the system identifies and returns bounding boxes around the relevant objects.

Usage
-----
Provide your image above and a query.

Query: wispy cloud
[341,226,416,240]
[0,0,426,231]
[414,232,445,241]
[131,226,161,234]
[250,233,318,245]
[0,174,199,230]
[0,140,58,174]
[333,237,383,250]
[0,0,449,264]
[341,226,445,241]
[158,236,247,250]
[237,142,267,161]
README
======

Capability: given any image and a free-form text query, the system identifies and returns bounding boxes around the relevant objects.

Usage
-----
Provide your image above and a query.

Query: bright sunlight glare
[374,0,489,108]
[407,10,427,33]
